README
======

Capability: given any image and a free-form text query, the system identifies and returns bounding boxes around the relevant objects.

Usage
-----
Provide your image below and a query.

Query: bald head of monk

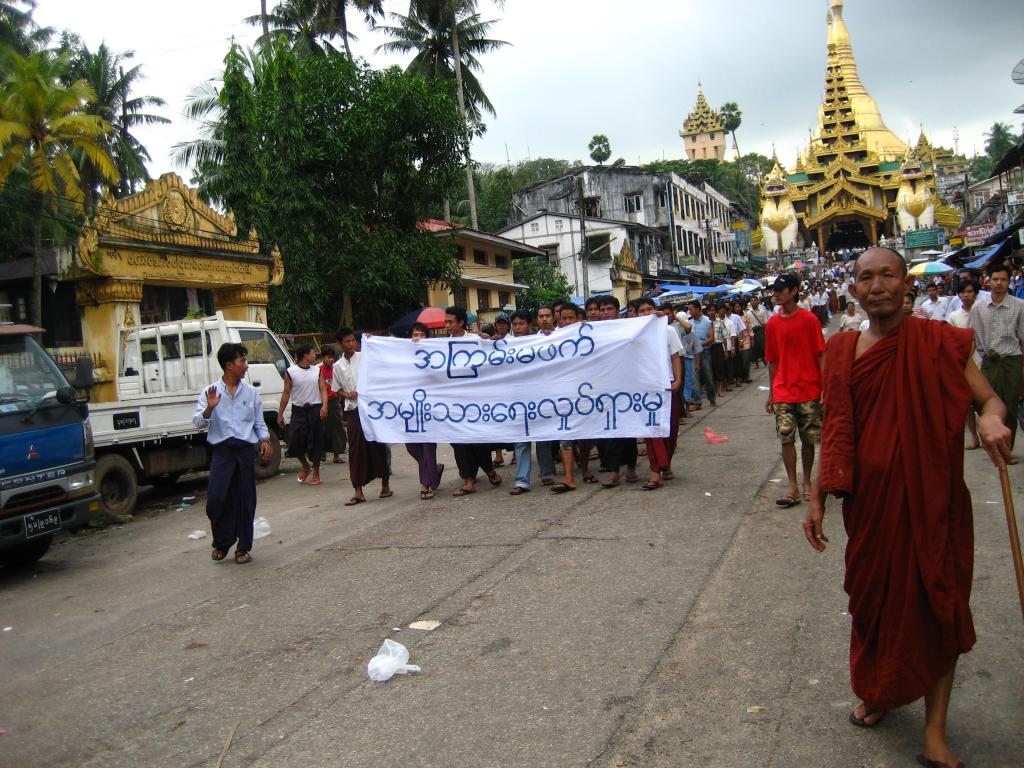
[850,247,914,324]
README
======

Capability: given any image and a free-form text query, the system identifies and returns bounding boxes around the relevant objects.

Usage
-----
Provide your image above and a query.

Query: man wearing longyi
[803,247,1011,768]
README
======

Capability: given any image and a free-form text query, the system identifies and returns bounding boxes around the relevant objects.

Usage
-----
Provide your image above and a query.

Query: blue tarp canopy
[655,283,730,294]
[965,238,1012,269]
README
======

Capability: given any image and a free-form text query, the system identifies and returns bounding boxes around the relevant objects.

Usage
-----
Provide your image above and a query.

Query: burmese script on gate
[357,315,673,444]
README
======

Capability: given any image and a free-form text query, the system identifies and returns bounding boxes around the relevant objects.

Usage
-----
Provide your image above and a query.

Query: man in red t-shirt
[765,274,825,508]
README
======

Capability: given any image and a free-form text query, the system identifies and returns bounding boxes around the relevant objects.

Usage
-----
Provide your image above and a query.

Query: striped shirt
[970,293,1024,358]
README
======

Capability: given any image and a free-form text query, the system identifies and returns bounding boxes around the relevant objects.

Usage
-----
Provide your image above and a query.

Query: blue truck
[0,309,99,567]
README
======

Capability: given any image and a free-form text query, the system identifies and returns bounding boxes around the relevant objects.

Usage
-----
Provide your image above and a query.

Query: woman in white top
[278,344,327,485]
[839,302,862,332]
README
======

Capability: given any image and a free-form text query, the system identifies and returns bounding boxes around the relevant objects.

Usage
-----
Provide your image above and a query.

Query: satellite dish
[1016,103,1024,115]
[1013,57,1024,85]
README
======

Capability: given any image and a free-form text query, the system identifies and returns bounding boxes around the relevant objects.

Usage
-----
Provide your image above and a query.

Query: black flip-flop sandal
[235,551,252,564]
[211,548,227,561]
[848,706,886,728]
[776,496,801,508]
[550,483,575,494]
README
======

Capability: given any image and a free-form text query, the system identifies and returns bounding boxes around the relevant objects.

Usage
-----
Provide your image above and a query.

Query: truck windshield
[0,335,69,406]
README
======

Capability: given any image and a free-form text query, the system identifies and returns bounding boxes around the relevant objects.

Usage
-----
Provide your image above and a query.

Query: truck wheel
[0,534,53,568]
[254,433,282,480]
[96,453,139,518]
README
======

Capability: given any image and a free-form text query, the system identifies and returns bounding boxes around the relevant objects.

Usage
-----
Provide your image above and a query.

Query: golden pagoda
[680,84,726,161]
[759,0,961,256]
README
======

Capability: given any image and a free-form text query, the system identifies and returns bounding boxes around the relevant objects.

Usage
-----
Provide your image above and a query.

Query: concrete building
[505,166,737,287]
[421,222,541,324]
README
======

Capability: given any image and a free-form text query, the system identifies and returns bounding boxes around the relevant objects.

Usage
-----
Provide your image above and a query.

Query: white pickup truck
[88,312,293,518]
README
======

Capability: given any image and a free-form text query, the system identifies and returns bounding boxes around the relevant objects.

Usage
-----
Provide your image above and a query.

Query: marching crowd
[190,244,1020,768]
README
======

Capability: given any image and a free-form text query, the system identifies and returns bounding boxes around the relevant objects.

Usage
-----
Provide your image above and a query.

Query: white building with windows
[506,166,737,283]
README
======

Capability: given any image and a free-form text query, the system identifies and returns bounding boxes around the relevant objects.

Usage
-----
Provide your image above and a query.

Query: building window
[709,132,715,139]
[656,190,667,208]
[530,222,540,233]
[474,249,487,265]
[495,254,507,269]
[624,194,643,213]
[691,136,696,143]
[973,193,985,209]
[498,290,511,308]
[554,219,563,231]
[452,287,467,309]
[456,245,465,261]
[477,288,491,309]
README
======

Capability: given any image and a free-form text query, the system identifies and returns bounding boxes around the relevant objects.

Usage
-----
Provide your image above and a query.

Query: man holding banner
[443,306,502,496]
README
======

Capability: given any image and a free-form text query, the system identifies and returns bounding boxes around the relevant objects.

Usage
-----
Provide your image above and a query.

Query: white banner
[358,315,672,444]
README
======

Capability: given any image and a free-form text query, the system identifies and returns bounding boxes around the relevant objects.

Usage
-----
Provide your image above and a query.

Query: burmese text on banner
[358,315,672,444]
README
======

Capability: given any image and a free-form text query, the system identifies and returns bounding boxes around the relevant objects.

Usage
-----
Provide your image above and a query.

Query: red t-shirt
[764,308,825,403]
[320,363,338,399]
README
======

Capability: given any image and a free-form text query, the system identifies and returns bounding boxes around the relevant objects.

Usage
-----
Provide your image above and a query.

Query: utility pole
[576,176,591,298]
[704,217,719,282]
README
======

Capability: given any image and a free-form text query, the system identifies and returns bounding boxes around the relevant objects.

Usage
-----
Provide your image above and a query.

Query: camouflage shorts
[774,400,823,445]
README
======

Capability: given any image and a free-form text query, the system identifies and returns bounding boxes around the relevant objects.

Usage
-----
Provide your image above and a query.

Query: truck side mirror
[74,356,94,388]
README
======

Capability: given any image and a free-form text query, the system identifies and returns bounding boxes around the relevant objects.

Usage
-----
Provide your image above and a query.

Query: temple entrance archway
[825,219,871,252]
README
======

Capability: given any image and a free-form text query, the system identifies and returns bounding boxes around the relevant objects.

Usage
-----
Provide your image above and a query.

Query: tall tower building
[680,85,726,161]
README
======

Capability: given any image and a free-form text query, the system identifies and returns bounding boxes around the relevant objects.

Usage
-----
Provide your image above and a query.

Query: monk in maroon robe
[805,247,1011,768]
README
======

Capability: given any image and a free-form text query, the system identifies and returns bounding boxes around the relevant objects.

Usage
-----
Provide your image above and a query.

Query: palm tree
[984,121,1016,162]
[377,1,508,227]
[245,0,336,55]
[719,102,742,160]
[0,0,51,56]
[319,0,385,59]
[0,50,118,324]
[67,43,169,201]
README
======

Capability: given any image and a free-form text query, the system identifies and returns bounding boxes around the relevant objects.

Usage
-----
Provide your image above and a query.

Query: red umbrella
[391,306,447,334]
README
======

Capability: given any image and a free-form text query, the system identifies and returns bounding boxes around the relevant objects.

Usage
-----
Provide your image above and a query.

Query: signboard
[646,255,659,277]
[904,227,942,248]
[1007,190,1024,207]
[731,220,748,230]
[720,233,737,243]
[963,223,997,247]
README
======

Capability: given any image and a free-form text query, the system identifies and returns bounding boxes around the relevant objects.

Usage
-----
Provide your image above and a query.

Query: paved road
[1,364,1021,768]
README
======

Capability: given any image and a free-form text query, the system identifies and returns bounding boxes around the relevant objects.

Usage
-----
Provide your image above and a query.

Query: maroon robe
[819,317,976,710]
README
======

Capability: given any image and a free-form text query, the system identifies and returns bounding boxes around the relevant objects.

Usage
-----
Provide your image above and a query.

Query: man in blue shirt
[685,300,717,409]
[193,343,274,564]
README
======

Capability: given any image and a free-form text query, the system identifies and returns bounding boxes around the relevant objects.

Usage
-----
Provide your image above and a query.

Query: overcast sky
[34,0,1024,177]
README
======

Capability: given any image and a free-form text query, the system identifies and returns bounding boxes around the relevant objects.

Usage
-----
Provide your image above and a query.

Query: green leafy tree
[215,41,467,330]
[719,101,741,158]
[0,50,118,324]
[588,134,610,164]
[513,257,571,311]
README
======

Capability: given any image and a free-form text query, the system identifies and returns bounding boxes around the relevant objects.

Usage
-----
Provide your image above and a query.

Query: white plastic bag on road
[253,517,272,539]
[367,639,421,682]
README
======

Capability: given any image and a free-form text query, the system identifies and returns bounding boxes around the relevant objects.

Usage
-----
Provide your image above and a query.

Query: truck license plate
[25,510,61,538]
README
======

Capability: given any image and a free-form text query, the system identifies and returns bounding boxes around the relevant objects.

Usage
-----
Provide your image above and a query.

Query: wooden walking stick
[997,465,1024,626]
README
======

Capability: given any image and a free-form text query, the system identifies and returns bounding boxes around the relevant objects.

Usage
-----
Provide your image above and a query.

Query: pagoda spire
[814,0,907,161]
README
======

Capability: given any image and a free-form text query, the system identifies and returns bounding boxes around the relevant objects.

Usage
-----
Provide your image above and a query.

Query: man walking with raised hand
[193,343,274,565]
[765,274,825,508]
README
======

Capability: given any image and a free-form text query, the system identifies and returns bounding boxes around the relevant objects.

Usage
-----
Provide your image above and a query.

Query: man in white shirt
[333,327,392,505]
[947,280,982,450]
[637,298,682,488]
[921,284,950,321]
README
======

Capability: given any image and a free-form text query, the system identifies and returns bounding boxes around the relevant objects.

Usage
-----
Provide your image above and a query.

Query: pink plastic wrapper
[704,427,730,444]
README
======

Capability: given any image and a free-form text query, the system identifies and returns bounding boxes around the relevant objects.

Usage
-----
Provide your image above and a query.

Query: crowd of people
[191,244,1020,768]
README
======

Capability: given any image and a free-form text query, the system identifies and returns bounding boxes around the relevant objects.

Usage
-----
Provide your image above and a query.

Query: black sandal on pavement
[848,705,886,728]
[486,470,502,486]
[235,551,252,564]
[211,548,227,561]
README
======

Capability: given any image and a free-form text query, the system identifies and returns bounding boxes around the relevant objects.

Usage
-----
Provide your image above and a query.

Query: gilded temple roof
[681,84,724,137]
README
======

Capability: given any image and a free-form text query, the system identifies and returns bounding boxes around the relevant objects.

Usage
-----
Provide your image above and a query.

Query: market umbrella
[786,261,811,271]
[908,261,954,276]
